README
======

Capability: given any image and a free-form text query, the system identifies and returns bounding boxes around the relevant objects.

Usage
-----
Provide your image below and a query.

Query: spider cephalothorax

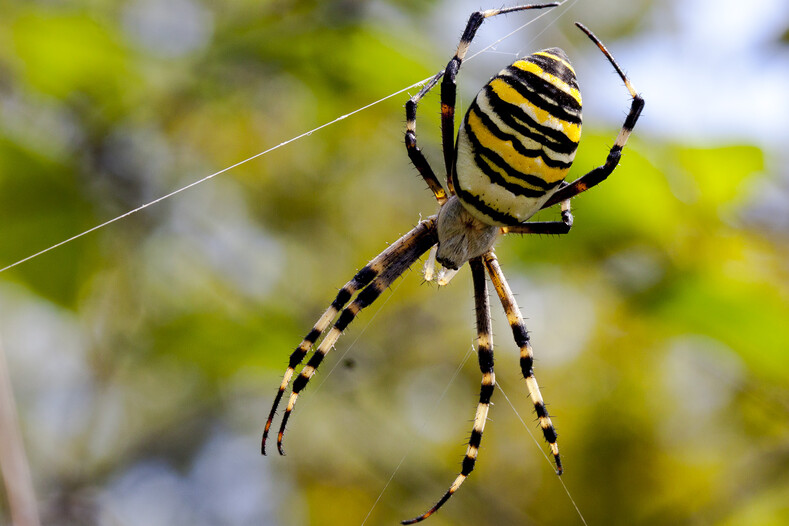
[435,195,499,270]
[262,4,643,523]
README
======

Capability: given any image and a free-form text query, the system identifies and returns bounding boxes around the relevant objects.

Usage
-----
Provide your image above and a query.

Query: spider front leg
[542,23,644,210]
[405,4,560,199]
[483,251,562,474]
[402,257,495,524]
[438,3,559,181]
[406,72,449,204]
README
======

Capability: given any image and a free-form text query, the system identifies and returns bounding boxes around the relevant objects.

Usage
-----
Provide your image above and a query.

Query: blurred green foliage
[1,1,788,525]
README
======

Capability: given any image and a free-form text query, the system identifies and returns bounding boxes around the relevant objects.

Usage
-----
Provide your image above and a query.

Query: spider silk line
[0,1,570,276]
[497,376,589,526]
[465,0,576,62]
[0,83,424,275]
[360,347,589,525]
[361,345,477,526]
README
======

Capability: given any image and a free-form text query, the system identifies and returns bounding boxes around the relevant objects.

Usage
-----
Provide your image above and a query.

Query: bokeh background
[1,0,788,525]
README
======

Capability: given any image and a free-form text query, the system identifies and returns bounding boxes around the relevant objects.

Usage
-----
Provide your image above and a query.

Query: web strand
[497,376,589,526]
[0,0,574,275]
[0,81,427,274]
[361,345,476,526]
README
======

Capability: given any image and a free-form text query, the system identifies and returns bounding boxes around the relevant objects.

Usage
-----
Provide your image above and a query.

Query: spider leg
[541,23,644,210]
[503,197,573,235]
[406,71,449,204]
[483,251,562,474]
[439,3,559,185]
[402,257,494,524]
[263,265,377,454]
[263,217,438,454]
[273,218,438,455]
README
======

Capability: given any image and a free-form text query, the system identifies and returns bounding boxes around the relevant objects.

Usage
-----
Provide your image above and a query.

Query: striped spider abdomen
[454,48,582,226]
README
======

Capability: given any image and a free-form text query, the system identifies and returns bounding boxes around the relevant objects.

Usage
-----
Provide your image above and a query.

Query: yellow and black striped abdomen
[453,48,582,226]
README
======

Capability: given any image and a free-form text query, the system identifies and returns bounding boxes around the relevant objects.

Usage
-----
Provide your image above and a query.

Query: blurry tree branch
[0,335,41,526]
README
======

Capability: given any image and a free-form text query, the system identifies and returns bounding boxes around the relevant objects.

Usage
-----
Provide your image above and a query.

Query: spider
[262,4,643,523]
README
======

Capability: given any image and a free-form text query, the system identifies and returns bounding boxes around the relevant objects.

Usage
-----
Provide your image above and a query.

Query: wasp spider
[262,4,643,523]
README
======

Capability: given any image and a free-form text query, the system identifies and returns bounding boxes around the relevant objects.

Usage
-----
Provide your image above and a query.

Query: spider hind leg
[402,257,495,524]
[262,217,438,455]
[484,251,562,474]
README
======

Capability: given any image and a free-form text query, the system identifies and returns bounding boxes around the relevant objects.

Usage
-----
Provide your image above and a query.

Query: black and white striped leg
[274,218,438,455]
[263,217,437,454]
[483,251,562,474]
[263,220,442,454]
[542,23,644,210]
[262,266,378,454]
[406,71,449,204]
[439,3,559,183]
[402,257,494,524]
